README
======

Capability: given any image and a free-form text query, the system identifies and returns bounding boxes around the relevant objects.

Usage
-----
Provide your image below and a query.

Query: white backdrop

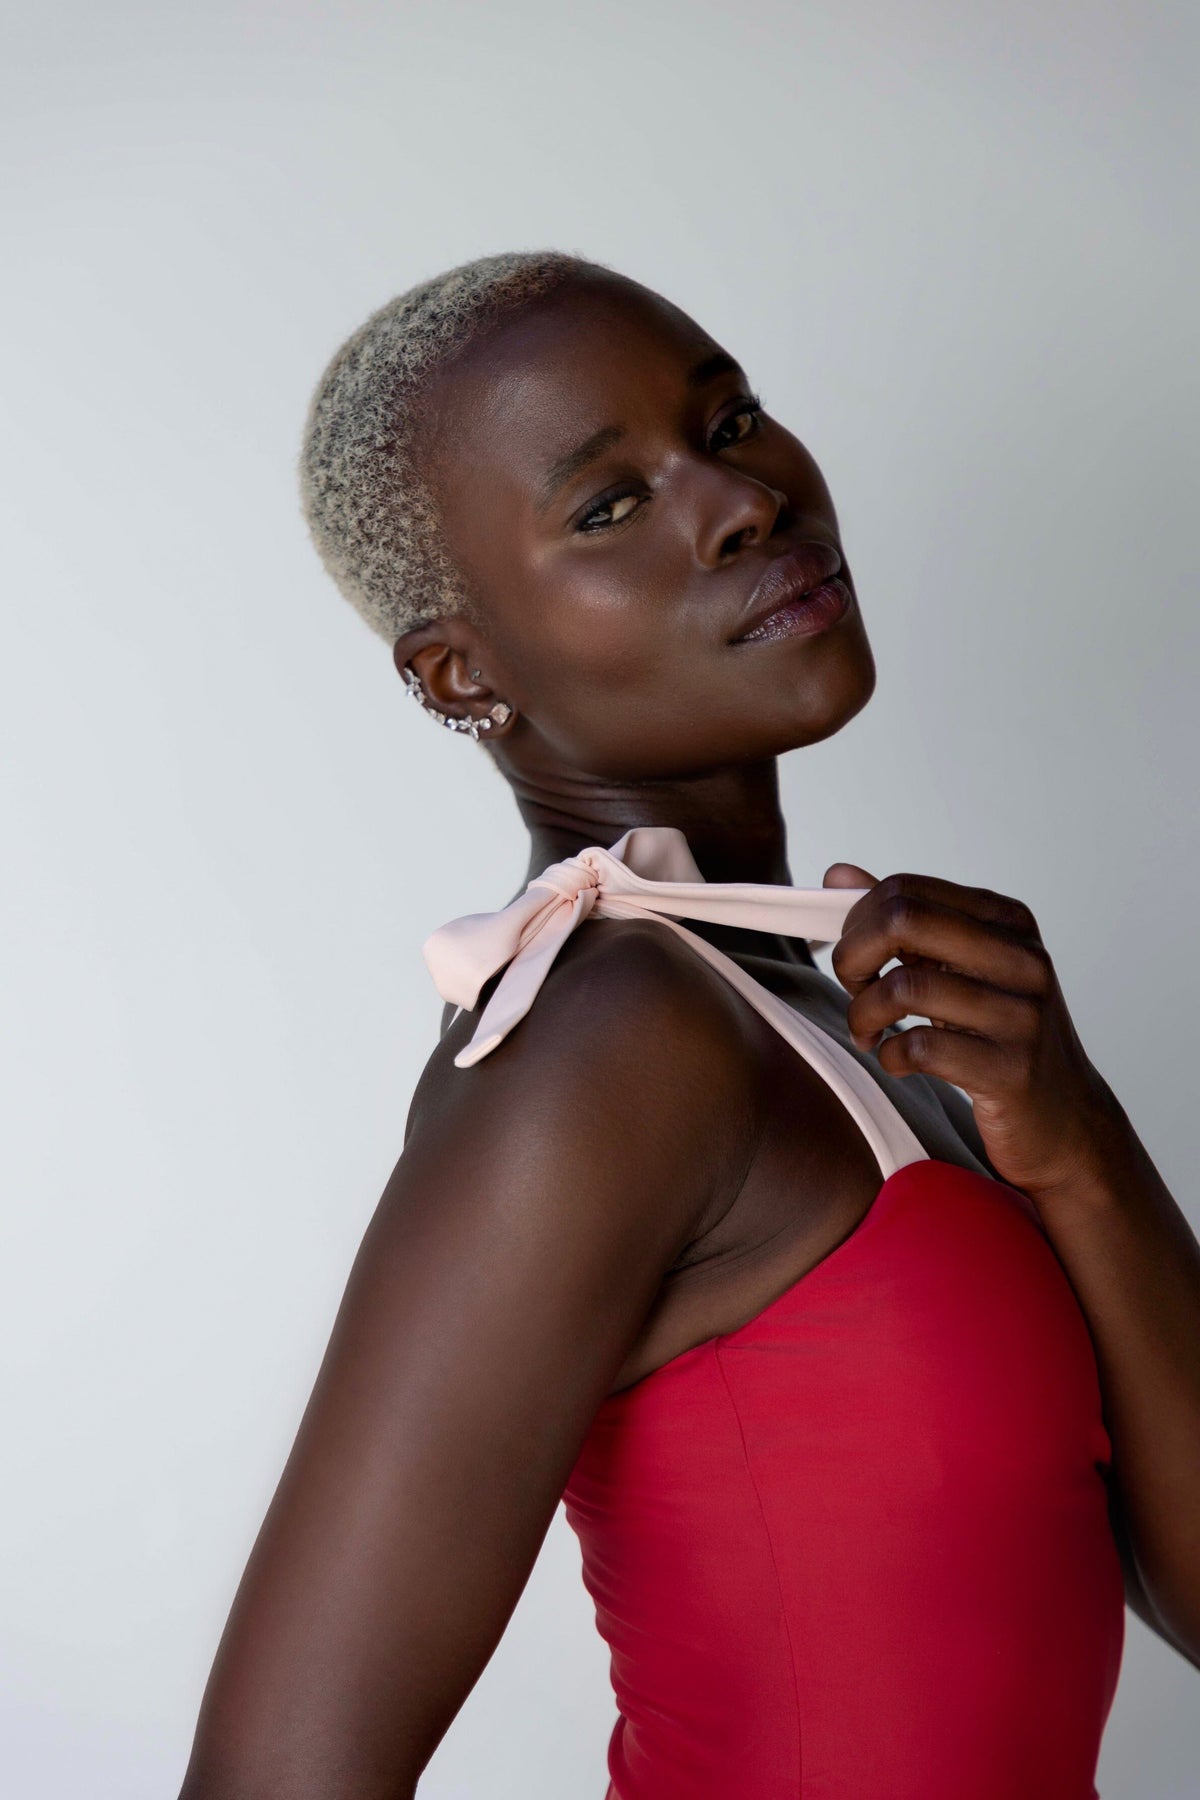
[3,2,1197,1794]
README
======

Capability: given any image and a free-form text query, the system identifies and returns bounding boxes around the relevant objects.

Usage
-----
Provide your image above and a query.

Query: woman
[179,251,1200,1798]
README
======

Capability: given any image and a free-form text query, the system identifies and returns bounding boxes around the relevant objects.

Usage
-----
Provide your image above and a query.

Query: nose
[693,469,789,568]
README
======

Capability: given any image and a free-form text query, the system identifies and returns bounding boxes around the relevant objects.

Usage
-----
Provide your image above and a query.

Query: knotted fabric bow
[422,824,870,1070]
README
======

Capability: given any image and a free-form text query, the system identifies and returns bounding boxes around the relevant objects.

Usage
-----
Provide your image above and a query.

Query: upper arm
[180,924,763,1798]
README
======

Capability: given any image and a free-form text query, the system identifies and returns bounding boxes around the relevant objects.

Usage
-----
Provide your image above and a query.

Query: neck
[510,756,816,970]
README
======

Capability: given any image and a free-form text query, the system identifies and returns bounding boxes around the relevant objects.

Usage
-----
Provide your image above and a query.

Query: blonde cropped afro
[298,248,605,644]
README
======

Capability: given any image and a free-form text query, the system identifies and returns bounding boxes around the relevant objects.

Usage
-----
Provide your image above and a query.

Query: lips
[729,542,845,643]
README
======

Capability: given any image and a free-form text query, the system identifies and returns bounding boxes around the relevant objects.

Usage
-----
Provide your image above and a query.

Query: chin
[778,644,877,752]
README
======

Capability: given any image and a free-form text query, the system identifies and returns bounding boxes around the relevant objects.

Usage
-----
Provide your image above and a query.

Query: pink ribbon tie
[421,825,870,1070]
[421,848,620,1067]
[417,828,928,1180]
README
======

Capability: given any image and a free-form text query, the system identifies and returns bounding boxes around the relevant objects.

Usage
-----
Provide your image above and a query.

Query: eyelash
[574,393,766,534]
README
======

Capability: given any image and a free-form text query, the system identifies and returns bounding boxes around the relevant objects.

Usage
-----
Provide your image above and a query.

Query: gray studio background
[3,2,1197,1794]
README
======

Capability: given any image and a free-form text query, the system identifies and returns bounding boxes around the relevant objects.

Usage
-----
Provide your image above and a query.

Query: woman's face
[405,270,876,782]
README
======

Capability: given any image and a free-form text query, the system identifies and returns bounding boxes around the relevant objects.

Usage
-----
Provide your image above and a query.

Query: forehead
[419,275,739,497]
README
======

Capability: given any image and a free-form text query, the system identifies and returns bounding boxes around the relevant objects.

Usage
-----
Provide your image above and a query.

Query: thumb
[822,861,878,889]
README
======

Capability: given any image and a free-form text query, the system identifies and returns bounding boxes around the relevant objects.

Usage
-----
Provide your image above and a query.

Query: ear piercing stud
[402,665,513,741]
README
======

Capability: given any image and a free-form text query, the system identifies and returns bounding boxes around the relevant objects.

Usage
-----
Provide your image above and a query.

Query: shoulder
[408,916,768,1245]
[420,916,762,1108]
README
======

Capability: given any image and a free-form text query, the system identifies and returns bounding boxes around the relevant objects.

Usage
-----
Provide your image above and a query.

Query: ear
[394,619,518,730]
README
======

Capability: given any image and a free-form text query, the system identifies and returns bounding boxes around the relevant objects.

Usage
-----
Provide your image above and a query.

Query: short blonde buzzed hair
[298,248,603,644]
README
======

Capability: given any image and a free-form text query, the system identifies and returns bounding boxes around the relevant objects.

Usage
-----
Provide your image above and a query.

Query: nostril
[722,523,759,556]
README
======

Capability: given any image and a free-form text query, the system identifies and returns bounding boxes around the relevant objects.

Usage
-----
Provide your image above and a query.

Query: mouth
[729,542,849,644]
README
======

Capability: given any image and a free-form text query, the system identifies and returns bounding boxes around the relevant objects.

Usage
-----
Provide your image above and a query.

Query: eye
[710,392,765,451]
[575,488,644,534]
[572,392,766,534]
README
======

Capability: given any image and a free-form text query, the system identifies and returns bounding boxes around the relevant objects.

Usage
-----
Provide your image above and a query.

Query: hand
[822,862,1124,1201]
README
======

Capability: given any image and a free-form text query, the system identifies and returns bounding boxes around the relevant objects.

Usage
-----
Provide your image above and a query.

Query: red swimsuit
[423,826,1125,1798]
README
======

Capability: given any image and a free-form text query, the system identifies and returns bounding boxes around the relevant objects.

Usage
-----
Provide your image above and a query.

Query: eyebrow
[534,349,745,512]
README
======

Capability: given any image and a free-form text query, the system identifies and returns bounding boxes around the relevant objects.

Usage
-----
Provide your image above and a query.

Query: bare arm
[919,1061,1197,1658]
[1024,1088,1200,1671]
[921,1065,1196,1655]
[177,924,763,1797]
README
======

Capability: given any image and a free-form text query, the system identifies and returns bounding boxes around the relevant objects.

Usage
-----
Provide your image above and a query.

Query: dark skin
[179,273,1199,1799]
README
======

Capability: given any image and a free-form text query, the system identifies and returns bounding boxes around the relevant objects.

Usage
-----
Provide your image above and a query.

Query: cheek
[517,556,682,694]
[786,438,839,522]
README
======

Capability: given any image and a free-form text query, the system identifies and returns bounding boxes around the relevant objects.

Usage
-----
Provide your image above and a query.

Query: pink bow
[422,824,868,1069]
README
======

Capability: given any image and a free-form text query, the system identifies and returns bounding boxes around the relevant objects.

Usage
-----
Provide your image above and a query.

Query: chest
[607,958,990,1396]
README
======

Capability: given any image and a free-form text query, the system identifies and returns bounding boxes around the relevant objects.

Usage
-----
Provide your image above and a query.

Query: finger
[872,1021,1012,1092]
[833,892,1051,1001]
[823,862,878,888]
[846,964,1038,1047]
[834,870,1042,946]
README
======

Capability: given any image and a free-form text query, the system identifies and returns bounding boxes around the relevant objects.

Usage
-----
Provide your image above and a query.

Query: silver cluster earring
[402,665,513,741]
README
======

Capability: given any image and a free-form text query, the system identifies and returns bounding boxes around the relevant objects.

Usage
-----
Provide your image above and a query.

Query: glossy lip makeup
[731,577,851,644]
[729,542,852,645]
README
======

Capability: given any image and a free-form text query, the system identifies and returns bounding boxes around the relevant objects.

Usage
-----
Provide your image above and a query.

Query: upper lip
[729,541,844,642]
